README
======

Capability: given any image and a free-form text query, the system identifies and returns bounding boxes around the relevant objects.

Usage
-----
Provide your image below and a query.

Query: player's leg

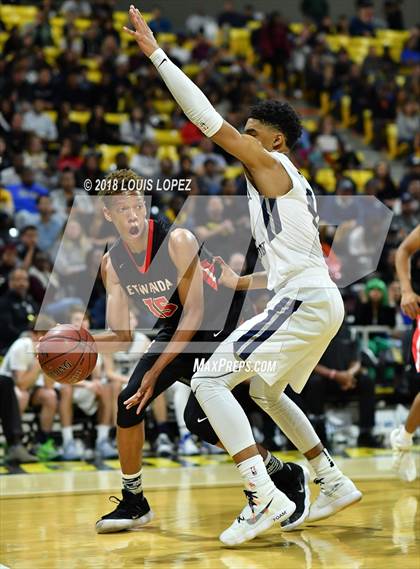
[152,393,174,457]
[95,382,117,459]
[184,387,310,528]
[174,382,199,455]
[31,387,59,461]
[390,392,419,482]
[15,386,30,414]
[59,384,82,460]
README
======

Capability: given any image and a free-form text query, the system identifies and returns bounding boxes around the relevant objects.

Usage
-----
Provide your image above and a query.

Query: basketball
[38,324,98,385]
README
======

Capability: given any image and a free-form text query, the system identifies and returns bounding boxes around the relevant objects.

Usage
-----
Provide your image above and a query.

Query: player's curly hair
[100,169,145,207]
[249,100,302,149]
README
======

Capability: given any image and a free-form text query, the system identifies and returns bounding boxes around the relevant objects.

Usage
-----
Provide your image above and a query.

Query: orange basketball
[38,324,98,384]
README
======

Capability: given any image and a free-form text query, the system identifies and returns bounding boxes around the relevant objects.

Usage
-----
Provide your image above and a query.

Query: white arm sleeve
[149,48,224,138]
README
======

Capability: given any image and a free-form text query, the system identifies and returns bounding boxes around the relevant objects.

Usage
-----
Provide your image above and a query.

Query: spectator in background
[301,323,378,447]
[51,169,93,222]
[400,155,420,194]
[119,107,155,145]
[313,115,343,159]
[5,167,48,214]
[397,99,420,149]
[31,10,54,48]
[320,177,360,225]
[0,153,25,187]
[76,152,103,190]
[355,277,396,326]
[218,1,247,28]
[16,195,64,254]
[0,243,18,294]
[349,0,376,37]
[31,67,55,109]
[57,138,83,171]
[86,105,117,145]
[371,160,399,203]
[192,138,227,174]
[22,99,58,141]
[257,12,291,85]
[130,140,160,179]
[186,9,219,40]
[197,159,223,195]
[383,0,404,30]
[16,225,41,271]
[391,193,420,240]
[148,7,172,34]
[22,134,48,176]
[196,196,236,257]
[0,268,39,355]
[301,0,330,25]
[28,251,60,306]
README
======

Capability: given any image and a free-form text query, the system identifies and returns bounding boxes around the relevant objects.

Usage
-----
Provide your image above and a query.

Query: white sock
[264,451,284,475]
[400,426,414,446]
[309,448,341,480]
[122,469,143,494]
[62,426,73,446]
[238,455,275,495]
[96,424,110,443]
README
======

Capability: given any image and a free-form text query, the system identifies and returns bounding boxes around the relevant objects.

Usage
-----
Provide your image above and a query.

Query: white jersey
[246,151,332,293]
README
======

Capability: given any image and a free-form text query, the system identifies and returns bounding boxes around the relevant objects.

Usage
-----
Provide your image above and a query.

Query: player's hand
[335,371,356,391]
[214,256,240,289]
[123,5,159,57]
[401,291,420,320]
[124,369,158,415]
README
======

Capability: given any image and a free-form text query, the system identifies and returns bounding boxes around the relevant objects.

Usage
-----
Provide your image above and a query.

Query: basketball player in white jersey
[124,6,361,545]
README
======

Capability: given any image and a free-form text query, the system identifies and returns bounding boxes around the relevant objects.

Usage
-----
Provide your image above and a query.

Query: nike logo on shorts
[197,417,208,423]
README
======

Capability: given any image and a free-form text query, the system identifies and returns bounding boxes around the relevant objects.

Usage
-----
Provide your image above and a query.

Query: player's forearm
[149,48,224,138]
[395,246,413,294]
[237,272,268,290]
[92,330,132,354]
[149,309,203,375]
[15,367,40,390]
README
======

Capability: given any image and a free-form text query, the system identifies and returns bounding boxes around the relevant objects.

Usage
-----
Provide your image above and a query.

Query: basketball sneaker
[390,427,417,482]
[219,488,296,546]
[270,463,311,532]
[62,440,83,461]
[306,475,362,523]
[155,433,174,457]
[178,433,199,456]
[200,441,225,455]
[5,444,38,463]
[96,439,118,459]
[36,438,59,461]
[95,489,154,534]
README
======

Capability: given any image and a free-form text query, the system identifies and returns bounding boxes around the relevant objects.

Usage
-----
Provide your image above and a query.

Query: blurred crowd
[0,0,419,464]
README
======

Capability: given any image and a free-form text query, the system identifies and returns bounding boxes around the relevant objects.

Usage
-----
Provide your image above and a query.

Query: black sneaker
[270,462,311,532]
[95,489,154,534]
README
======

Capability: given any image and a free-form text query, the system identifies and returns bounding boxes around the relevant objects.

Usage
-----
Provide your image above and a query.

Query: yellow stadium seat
[104,113,129,126]
[182,64,201,77]
[363,109,373,145]
[325,35,342,52]
[157,33,178,45]
[86,70,102,83]
[247,20,262,31]
[153,100,176,114]
[69,111,91,125]
[79,58,100,70]
[302,119,318,133]
[50,16,65,28]
[43,46,61,65]
[289,22,304,35]
[387,123,398,159]
[320,92,332,115]
[113,11,129,24]
[157,145,179,163]
[74,18,91,31]
[315,168,336,193]
[97,145,136,170]
[153,130,182,146]
[224,166,243,180]
[229,28,251,56]
[341,95,352,128]
[376,29,409,43]
[344,170,373,193]
[0,32,8,49]
[0,4,37,20]
[45,111,57,123]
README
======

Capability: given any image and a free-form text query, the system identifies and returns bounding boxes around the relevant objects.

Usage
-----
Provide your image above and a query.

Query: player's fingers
[123,26,136,36]
[124,392,142,407]
[136,389,151,414]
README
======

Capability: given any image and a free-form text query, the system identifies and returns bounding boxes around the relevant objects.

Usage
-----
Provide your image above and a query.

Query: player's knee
[42,388,58,407]
[117,387,144,428]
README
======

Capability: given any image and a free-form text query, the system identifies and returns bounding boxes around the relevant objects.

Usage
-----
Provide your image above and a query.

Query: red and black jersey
[109,217,240,338]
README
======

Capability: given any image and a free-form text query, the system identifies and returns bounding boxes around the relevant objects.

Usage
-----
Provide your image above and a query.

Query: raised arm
[395,225,420,319]
[124,6,278,174]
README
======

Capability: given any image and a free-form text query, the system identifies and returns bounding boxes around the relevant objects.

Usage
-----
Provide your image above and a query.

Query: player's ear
[103,206,112,222]
[273,133,283,151]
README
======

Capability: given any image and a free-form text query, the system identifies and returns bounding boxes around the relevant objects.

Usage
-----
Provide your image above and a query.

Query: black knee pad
[117,386,146,428]
[184,393,219,445]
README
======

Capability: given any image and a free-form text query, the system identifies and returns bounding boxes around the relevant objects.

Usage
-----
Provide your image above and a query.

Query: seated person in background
[0,316,60,461]
[355,277,397,327]
[0,268,39,355]
[68,307,117,459]
[300,322,379,447]
[151,392,175,457]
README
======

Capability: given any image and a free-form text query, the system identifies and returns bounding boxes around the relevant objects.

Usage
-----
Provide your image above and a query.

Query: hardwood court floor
[1,479,419,569]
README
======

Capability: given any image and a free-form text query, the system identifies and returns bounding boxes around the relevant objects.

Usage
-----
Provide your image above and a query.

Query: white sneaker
[219,488,296,546]
[155,433,174,457]
[306,475,362,523]
[200,441,225,455]
[390,427,417,482]
[96,439,118,459]
[178,433,199,455]
[62,440,83,461]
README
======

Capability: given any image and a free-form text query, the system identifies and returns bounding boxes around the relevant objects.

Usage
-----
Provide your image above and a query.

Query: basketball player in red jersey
[92,169,310,533]
[391,225,420,482]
